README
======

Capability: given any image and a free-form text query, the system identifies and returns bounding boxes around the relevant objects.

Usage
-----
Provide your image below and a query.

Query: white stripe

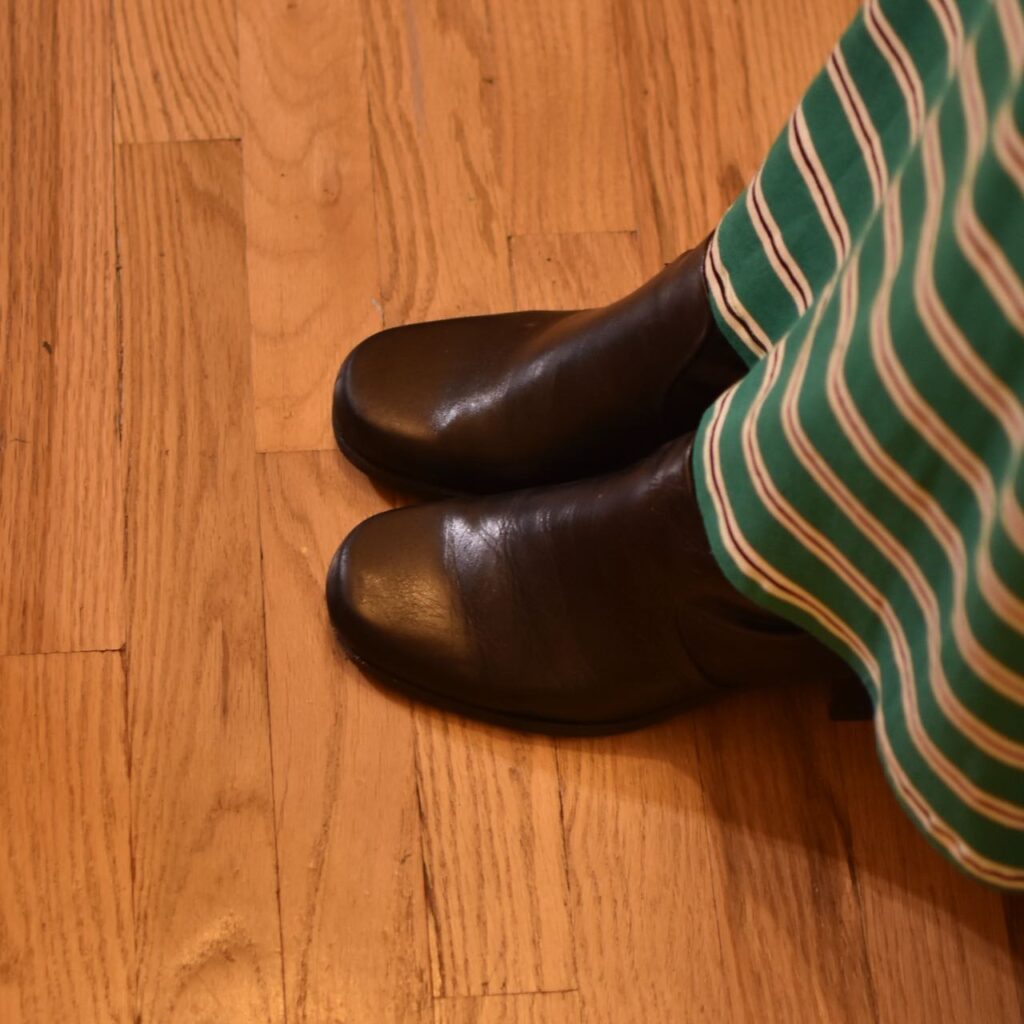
[701,387,879,681]
[745,169,812,313]
[739,289,1024,822]
[954,41,1024,564]
[785,260,1024,766]
[853,17,1024,623]
[733,21,1024,815]
[826,48,887,206]
[834,3,1024,645]
[956,41,1024,336]
[993,103,1024,193]
[764,349,1024,823]
[996,0,1024,77]
[925,0,964,76]
[871,174,1024,700]
[916,109,1024,638]
[788,107,850,261]
[877,732,1024,887]
[918,117,1024,442]
[704,228,772,357]
[702,396,1024,887]
[698,0,1024,886]
[864,0,925,135]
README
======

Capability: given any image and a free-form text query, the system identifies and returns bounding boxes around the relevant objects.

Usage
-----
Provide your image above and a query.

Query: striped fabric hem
[695,0,1024,887]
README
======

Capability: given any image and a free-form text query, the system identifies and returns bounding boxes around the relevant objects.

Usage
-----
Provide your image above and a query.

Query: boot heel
[828,674,873,721]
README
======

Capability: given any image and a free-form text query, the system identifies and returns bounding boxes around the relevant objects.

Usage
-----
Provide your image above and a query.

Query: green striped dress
[695,0,1024,887]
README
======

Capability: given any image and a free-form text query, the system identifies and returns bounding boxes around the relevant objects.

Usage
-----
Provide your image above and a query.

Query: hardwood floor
[0,0,122,654]
[1,1,1020,1021]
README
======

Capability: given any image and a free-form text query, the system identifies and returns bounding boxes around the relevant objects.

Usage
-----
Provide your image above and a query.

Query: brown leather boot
[326,433,868,733]
[332,239,746,496]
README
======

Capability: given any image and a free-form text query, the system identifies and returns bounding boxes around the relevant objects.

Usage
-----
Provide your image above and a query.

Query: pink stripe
[865,0,925,132]
[827,48,886,203]
[743,314,1024,822]
[789,109,850,259]
[748,172,812,311]
[703,375,1024,883]
[704,232,771,357]
[925,0,963,72]
[956,40,1024,336]
[782,265,1024,763]
[994,106,1024,188]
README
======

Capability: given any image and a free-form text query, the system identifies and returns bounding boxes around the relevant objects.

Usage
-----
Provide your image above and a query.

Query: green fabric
[695,0,1024,887]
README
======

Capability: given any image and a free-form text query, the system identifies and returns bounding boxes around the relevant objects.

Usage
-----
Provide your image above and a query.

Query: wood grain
[239,0,380,452]
[113,0,242,142]
[414,711,576,998]
[737,0,859,145]
[614,0,857,272]
[4,1,1022,1020]
[405,228,598,1004]
[558,722,728,1024]
[362,0,513,324]
[1006,895,1024,1014]
[257,450,432,1023]
[434,991,581,1024]
[510,231,724,1023]
[117,140,284,1024]
[359,4,578,1000]
[834,720,1023,1023]
[696,688,877,1023]
[0,652,133,1024]
[491,0,635,235]
[613,0,755,271]
[509,232,646,310]
[0,0,123,654]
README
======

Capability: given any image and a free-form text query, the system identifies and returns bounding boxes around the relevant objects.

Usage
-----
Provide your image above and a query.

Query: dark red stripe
[830,51,886,196]
[750,179,813,308]
[706,240,769,354]
[866,2,924,125]
[791,114,849,256]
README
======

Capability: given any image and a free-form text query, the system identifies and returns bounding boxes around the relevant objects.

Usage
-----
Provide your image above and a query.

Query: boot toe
[333,330,438,476]
[324,453,714,733]
[326,509,476,695]
[332,311,578,492]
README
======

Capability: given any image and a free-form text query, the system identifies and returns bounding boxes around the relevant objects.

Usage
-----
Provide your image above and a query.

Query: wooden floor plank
[5,2,1020,1021]
[491,0,635,235]
[835,720,1023,1024]
[239,0,379,452]
[359,2,575,999]
[558,721,728,1024]
[695,688,877,1023]
[509,232,646,310]
[362,0,513,325]
[615,0,857,272]
[434,991,581,1024]
[510,231,725,1023]
[113,0,241,142]
[257,450,432,1023]
[117,140,284,1024]
[0,653,133,1024]
[513,213,883,1024]
[414,713,576,997]
[0,0,123,654]
[737,0,859,145]
[399,235,612,1006]
[1006,895,1024,1013]
[613,0,754,271]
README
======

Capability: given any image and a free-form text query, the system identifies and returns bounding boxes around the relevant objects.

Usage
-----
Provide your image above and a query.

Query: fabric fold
[695,0,1024,888]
